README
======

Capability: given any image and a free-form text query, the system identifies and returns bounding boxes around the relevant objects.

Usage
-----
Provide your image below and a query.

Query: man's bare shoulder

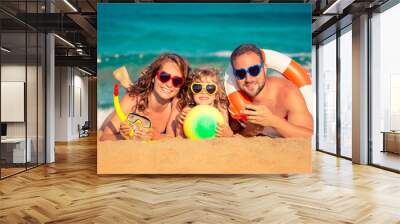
[266,76,297,92]
[266,76,303,104]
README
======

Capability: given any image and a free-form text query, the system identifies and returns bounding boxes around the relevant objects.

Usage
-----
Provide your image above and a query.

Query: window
[370,3,400,171]
[339,27,352,158]
[317,35,337,154]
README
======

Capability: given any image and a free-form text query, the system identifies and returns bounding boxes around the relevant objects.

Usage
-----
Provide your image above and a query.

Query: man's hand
[241,104,277,127]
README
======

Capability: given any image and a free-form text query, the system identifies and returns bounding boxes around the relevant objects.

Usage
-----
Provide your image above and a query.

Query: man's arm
[271,87,313,138]
[243,88,313,138]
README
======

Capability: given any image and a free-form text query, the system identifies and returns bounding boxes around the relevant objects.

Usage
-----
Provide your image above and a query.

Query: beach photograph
[97,3,313,174]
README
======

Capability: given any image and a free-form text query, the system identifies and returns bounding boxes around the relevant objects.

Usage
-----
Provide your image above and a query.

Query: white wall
[1,65,26,139]
[54,67,89,141]
[54,67,69,141]
[73,72,89,138]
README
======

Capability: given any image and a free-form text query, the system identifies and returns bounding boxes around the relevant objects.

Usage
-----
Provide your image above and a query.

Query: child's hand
[216,121,233,137]
[120,122,133,139]
[177,107,192,126]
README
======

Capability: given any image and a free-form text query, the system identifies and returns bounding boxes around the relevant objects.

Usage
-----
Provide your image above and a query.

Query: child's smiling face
[192,77,217,106]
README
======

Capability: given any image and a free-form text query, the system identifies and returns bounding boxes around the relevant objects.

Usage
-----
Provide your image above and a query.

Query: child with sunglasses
[169,67,233,138]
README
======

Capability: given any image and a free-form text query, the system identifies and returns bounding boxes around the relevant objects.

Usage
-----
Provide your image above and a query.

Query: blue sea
[97,3,311,115]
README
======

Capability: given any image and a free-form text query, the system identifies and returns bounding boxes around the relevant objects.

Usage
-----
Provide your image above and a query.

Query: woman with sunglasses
[100,53,190,141]
[167,67,233,138]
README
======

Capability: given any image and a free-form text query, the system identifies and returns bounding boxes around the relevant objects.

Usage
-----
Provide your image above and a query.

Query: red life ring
[224,49,312,122]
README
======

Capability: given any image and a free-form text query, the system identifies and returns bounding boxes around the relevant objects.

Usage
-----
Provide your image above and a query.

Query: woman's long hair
[178,67,228,111]
[127,53,190,112]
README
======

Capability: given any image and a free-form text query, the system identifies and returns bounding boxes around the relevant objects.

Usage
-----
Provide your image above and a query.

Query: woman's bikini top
[133,97,173,135]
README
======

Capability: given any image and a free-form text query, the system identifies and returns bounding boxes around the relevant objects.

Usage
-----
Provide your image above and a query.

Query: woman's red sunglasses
[156,71,185,88]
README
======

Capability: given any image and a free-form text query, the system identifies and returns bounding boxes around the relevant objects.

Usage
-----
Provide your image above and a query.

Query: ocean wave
[286,52,311,58]
[99,51,311,60]
[207,51,311,59]
[208,51,232,58]
[97,51,311,78]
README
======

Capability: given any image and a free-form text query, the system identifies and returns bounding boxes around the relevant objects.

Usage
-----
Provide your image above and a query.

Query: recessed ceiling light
[78,67,93,76]
[322,0,353,15]
[1,47,11,53]
[63,0,78,12]
[54,34,75,48]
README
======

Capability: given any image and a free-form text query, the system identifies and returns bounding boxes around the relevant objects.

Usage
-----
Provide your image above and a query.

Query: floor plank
[1,135,400,223]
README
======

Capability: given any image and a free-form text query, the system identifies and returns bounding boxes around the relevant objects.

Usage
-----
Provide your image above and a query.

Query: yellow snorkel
[113,67,153,142]
[114,83,135,138]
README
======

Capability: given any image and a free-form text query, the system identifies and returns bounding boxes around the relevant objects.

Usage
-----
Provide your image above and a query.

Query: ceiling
[1,0,97,73]
[0,0,391,75]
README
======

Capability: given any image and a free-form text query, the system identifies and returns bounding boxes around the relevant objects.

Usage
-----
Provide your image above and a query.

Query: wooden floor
[1,167,26,178]
[1,135,400,223]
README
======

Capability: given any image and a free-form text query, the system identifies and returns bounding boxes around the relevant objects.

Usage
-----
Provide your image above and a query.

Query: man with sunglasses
[229,44,313,138]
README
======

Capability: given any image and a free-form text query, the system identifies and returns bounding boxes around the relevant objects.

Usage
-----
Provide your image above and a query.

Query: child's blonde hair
[178,66,228,111]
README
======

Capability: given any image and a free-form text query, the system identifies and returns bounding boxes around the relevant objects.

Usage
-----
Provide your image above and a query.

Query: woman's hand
[134,127,154,141]
[177,107,192,127]
[120,122,133,139]
[120,122,153,141]
[113,66,133,89]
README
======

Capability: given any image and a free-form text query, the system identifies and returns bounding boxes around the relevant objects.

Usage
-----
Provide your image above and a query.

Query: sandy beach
[98,134,311,174]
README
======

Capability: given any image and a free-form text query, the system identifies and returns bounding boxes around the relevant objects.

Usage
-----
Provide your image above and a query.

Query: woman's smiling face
[153,61,184,100]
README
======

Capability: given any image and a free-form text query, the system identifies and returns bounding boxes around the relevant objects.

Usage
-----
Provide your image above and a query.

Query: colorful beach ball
[183,105,224,140]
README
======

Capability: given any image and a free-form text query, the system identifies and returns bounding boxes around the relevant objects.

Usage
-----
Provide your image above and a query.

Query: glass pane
[1,30,27,177]
[317,36,337,154]
[0,1,46,178]
[340,28,352,158]
[25,0,38,169]
[371,4,400,171]
[27,31,38,169]
[312,45,317,151]
[38,33,45,165]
